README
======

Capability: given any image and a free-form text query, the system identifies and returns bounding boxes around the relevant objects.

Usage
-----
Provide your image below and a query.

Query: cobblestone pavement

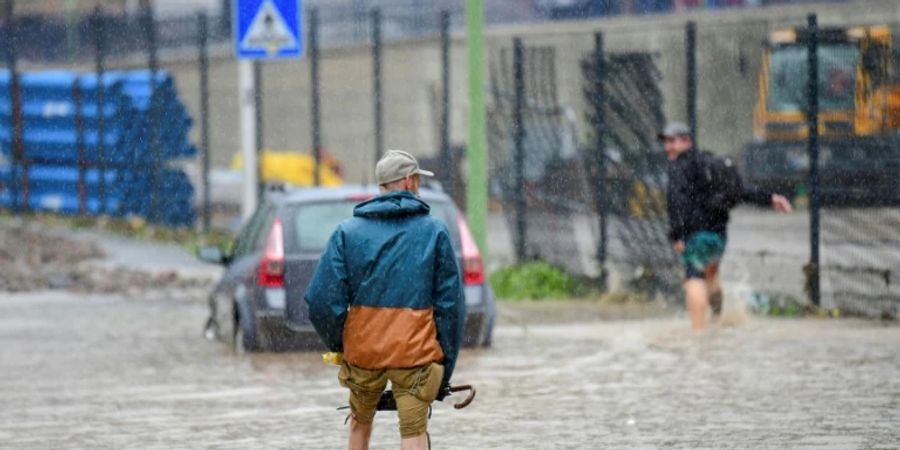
[1,292,898,449]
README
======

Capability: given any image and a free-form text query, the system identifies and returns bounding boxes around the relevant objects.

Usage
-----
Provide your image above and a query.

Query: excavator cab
[752,27,889,141]
[744,25,900,206]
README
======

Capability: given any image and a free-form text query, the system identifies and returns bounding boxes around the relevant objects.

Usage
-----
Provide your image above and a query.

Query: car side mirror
[197,245,228,265]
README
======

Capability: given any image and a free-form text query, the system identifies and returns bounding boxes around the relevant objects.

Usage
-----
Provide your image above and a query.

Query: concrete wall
[164,38,467,183]
[160,0,900,183]
[482,0,900,156]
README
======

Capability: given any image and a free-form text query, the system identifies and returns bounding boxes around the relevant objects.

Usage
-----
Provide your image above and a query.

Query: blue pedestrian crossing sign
[235,0,302,59]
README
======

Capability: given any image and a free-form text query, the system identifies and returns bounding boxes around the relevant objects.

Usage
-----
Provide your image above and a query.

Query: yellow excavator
[742,25,900,205]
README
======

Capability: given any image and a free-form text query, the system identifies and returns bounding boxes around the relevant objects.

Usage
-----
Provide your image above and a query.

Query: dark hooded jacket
[304,191,465,387]
[667,148,772,242]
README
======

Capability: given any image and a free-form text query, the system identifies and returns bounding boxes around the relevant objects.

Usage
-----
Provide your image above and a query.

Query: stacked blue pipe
[0,69,195,226]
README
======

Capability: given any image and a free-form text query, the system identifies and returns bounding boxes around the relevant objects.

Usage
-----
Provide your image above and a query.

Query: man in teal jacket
[305,150,465,450]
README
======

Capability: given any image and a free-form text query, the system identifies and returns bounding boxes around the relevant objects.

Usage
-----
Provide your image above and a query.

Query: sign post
[234,0,302,220]
[238,61,256,221]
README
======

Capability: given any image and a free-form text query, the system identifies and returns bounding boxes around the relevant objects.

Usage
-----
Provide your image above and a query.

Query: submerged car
[198,186,495,352]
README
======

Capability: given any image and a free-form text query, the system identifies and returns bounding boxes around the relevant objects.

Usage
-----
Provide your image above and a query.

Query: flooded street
[1,292,898,449]
[4,1,900,449]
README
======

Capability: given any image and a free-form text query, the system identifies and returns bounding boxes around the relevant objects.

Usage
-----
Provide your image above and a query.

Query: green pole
[466,0,488,259]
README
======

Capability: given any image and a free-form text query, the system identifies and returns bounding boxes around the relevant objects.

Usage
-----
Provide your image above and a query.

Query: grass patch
[489,261,583,300]
[747,292,844,318]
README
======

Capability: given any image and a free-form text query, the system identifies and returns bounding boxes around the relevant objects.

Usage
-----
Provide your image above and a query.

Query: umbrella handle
[449,384,476,410]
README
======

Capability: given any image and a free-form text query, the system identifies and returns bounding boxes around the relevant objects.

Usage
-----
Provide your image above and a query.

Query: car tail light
[463,254,486,285]
[456,216,485,285]
[258,218,285,288]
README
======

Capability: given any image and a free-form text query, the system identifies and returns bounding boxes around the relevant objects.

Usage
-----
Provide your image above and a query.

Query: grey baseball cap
[375,150,435,185]
[657,122,691,140]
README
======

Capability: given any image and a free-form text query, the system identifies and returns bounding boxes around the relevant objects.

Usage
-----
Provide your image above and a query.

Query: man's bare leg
[401,433,428,450]
[706,263,723,317]
[348,417,373,450]
[684,278,709,331]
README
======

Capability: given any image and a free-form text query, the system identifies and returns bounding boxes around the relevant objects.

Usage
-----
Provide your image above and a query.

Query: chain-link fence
[486,8,900,316]
[740,16,900,318]
[821,208,900,318]
[809,18,900,318]
[3,1,899,316]
[487,33,678,297]
[584,49,680,295]
[1,5,203,227]
[488,42,592,277]
[1,3,465,231]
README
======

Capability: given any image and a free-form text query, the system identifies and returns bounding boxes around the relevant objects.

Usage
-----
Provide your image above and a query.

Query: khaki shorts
[338,361,444,438]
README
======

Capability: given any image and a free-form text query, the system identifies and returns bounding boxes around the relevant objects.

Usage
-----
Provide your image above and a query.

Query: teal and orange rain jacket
[305,191,465,386]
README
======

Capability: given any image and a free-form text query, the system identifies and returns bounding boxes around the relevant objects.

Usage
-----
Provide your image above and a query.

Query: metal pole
[512,38,527,262]
[93,7,107,215]
[3,0,23,213]
[439,10,453,199]
[594,32,608,284]
[686,21,697,145]
[198,12,211,232]
[466,0,488,257]
[74,77,86,215]
[254,60,264,198]
[144,5,160,222]
[807,13,821,307]
[371,8,384,165]
[219,0,232,38]
[239,60,257,220]
[310,8,322,187]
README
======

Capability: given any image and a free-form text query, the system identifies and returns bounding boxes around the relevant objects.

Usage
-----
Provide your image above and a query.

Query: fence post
[92,7,107,215]
[143,4,161,223]
[218,0,231,38]
[685,21,697,145]
[512,38,527,262]
[309,7,322,186]
[74,77,87,215]
[593,32,608,285]
[807,13,821,307]
[3,0,23,213]
[371,8,384,166]
[439,10,454,199]
[198,12,211,232]
[254,61,264,198]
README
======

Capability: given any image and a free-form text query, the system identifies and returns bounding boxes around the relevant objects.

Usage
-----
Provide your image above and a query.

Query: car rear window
[288,199,461,253]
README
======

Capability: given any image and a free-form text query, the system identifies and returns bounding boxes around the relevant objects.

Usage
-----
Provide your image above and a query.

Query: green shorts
[681,231,726,279]
[338,361,444,438]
